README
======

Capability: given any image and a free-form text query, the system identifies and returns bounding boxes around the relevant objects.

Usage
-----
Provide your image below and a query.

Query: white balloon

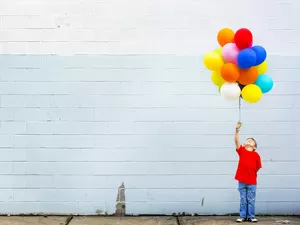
[220,82,241,100]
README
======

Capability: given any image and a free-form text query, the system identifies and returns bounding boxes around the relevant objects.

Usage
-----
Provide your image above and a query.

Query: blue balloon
[237,48,257,69]
[252,45,267,66]
[254,74,273,93]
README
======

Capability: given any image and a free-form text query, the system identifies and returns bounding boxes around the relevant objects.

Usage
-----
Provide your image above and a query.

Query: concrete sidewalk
[0,216,299,225]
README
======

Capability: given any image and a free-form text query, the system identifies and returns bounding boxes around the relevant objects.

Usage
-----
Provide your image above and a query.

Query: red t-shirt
[235,145,262,185]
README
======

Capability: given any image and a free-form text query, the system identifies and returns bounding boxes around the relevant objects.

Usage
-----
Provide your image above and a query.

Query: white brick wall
[0,0,299,216]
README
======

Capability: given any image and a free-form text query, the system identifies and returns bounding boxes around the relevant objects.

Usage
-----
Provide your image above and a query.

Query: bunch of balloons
[203,28,274,103]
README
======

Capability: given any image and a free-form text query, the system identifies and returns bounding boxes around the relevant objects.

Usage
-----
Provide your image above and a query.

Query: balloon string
[239,97,241,122]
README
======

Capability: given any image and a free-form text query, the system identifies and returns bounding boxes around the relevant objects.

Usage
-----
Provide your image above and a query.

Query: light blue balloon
[255,74,273,93]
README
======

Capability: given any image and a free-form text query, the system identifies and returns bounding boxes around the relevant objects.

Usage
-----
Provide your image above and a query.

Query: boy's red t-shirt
[235,145,262,185]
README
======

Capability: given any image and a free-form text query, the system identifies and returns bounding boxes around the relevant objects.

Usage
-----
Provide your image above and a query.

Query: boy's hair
[247,138,257,149]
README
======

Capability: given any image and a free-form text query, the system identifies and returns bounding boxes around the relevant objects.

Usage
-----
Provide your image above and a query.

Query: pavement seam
[65,215,73,225]
[176,216,183,225]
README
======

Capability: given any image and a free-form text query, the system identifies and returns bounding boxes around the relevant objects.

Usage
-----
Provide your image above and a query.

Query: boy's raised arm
[234,123,241,149]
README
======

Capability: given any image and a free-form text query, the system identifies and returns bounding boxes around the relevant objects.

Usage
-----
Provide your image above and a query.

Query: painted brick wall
[0,0,299,215]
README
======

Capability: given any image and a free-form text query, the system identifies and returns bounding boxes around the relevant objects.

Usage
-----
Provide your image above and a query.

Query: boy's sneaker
[248,218,258,223]
[236,218,246,222]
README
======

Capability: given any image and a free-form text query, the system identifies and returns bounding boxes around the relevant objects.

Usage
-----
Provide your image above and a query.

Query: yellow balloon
[203,52,224,71]
[256,61,268,74]
[241,84,262,103]
[211,71,225,86]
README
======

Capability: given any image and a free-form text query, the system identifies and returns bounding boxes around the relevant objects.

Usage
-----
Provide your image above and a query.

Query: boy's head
[244,138,257,151]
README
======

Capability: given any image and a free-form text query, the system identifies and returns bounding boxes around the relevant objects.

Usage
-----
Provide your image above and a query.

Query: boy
[234,122,262,223]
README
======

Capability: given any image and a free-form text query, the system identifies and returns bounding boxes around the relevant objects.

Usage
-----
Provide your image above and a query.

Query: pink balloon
[222,43,240,64]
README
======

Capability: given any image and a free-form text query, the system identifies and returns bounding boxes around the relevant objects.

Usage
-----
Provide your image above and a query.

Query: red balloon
[234,28,253,50]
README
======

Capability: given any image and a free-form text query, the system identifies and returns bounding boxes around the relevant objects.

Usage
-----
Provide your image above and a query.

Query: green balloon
[214,47,222,57]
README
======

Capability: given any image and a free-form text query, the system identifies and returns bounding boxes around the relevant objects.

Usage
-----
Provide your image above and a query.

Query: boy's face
[244,138,256,150]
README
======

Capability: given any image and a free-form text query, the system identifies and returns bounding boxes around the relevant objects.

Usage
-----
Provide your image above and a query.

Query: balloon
[220,82,241,100]
[218,86,221,93]
[214,48,224,63]
[211,71,226,86]
[221,63,240,82]
[238,67,259,85]
[256,60,268,74]
[222,43,239,64]
[235,39,253,47]
[214,47,222,56]
[234,28,253,50]
[241,84,262,103]
[252,45,267,66]
[217,28,235,47]
[237,48,257,69]
[255,74,274,93]
[203,52,224,71]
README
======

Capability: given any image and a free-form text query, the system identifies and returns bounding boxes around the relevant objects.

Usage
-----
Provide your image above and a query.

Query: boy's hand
[236,122,242,130]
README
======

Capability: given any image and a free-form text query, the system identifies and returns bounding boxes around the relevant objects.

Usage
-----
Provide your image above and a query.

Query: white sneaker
[249,218,258,223]
[236,218,246,222]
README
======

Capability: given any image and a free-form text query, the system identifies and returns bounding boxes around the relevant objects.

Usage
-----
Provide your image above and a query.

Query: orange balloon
[220,63,240,82]
[238,67,259,85]
[217,28,235,47]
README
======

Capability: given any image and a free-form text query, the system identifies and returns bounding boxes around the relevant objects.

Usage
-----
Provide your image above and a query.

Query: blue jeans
[238,182,257,219]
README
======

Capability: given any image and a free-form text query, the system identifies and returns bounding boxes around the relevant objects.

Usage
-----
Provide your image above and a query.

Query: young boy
[234,122,262,223]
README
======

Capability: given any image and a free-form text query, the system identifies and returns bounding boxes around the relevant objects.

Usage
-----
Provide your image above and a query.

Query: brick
[15,189,116,202]
[0,108,15,120]
[266,202,296,215]
[0,202,78,214]
[1,42,28,54]
[52,175,121,189]
[0,29,42,42]
[260,175,300,188]
[0,55,42,68]
[2,16,55,29]
[0,69,28,82]
[10,108,94,121]
[0,189,13,202]
[13,135,95,148]
[260,148,300,161]
[0,122,27,134]
[0,175,53,188]
[0,149,27,161]
[26,121,108,134]
[0,163,13,174]
[0,135,14,147]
